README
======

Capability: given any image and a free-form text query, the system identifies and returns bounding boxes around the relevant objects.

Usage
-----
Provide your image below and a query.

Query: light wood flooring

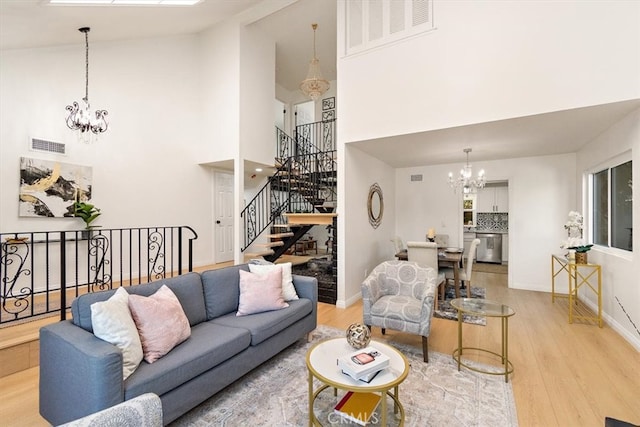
[1,269,639,426]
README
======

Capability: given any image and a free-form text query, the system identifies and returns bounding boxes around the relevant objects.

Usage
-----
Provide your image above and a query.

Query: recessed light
[255,168,263,172]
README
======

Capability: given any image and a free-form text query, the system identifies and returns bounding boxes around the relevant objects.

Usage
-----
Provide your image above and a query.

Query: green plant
[74,201,101,229]
[569,244,593,253]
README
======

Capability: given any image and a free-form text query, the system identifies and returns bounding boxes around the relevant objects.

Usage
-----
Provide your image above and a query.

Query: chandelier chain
[84,29,89,102]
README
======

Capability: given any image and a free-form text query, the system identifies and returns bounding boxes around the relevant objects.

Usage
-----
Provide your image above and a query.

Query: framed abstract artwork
[19,157,93,218]
[322,97,335,111]
[322,110,335,121]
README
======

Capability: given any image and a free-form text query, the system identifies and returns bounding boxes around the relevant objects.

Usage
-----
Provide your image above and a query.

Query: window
[591,160,633,251]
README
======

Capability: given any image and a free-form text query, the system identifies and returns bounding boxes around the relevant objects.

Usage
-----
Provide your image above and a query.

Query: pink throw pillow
[128,285,191,363]
[237,269,289,316]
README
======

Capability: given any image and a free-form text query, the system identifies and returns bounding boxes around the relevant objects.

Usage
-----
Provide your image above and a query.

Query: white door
[214,172,234,263]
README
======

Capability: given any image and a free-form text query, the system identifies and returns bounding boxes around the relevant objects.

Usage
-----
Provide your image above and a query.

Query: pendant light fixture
[448,148,486,194]
[65,27,108,141]
[300,23,330,101]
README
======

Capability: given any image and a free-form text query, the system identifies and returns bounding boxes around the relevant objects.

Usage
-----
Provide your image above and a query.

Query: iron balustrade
[0,226,197,326]
[241,150,336,251]
[243,119,337,252]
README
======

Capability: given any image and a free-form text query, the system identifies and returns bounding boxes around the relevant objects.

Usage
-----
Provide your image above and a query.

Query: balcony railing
[0,226,197,326]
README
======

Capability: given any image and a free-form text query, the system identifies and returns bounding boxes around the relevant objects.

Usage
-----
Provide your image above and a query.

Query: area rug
[169,325,518,427]
[435,286,487,326]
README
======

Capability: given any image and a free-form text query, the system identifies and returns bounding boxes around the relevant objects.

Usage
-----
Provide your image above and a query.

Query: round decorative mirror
[367,183,383,229]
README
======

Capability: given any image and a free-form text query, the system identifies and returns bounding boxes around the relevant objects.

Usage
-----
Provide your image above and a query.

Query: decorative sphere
[346,323,371,349]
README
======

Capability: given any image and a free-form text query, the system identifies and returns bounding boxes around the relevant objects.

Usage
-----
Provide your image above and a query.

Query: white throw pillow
[249,262,299,301]
[91,287,143,380]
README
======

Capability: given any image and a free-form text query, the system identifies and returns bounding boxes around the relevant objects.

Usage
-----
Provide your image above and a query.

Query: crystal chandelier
[448,148,486,194]
[300,23,330,101]
[65,27,108,140]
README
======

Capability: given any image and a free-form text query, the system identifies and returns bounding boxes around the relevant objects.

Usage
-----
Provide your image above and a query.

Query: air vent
[411,174,423,182]
[31,138,66,155]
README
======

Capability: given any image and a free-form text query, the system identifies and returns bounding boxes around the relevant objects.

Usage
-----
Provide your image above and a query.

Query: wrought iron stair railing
[242,119,337,254]
[0,226,197,326]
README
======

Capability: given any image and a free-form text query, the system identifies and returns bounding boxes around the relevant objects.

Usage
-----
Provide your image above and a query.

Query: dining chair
[391,236,406,259]
[442,238,481,298]
[406,241,446,307]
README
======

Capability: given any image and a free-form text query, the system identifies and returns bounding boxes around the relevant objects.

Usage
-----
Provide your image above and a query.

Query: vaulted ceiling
[2,0,637,168]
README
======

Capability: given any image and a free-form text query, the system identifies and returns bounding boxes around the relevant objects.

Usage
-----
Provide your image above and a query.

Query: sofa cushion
[248,262,299,301]
[210,298,312,346]
[90,287,143,380]
[72,273,206,333]
[124,322,251,399]
[237,269,288,316]
[201,264,250,319]
[129,285,191,363]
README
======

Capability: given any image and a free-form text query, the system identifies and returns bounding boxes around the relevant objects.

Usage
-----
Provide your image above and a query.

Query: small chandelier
[65,27,108,139]
[300,23,330,101]
[448,148,486,194]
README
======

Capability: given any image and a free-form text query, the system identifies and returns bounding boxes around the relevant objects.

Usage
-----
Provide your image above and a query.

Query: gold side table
[450,298,515,383]
[306,337,409,426]
[551,254,603,327]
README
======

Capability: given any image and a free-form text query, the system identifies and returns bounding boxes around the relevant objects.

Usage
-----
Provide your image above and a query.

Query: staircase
[241,119,337,262]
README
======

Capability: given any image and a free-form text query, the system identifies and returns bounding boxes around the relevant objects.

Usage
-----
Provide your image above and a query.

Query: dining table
[395,248,464,298]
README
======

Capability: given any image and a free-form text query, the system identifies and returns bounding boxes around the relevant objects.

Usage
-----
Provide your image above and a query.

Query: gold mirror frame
[368,183,383,229]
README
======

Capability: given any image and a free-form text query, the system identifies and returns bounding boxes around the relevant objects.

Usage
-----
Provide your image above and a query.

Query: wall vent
[346,0,435,56]
[410,174,423,182]
[31,138,66,155]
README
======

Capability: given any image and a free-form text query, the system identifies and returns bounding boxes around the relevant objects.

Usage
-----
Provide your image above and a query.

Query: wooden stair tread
[244,250,275,258]
[283,212,337,225]
[255,241,284,248]
[267,232,295,238]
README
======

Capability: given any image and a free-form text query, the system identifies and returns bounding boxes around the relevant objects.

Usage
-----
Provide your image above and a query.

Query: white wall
[199,23,241,164]
[338,0,640,143]
[240,25,276,165]
[339,144,396,307]
[576,108,640,350]
[0,35,216,267]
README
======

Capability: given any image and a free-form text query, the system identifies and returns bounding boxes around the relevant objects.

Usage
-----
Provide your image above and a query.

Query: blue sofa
[39,264,318,425]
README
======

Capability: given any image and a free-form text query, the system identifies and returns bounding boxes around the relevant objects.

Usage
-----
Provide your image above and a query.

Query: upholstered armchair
[362,260,437,362]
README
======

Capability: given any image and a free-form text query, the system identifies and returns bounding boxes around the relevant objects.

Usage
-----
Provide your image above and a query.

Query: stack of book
[333,391,381,426]
[337,346,390,382]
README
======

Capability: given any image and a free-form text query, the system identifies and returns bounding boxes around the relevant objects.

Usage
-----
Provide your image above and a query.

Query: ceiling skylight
[49,0,201,5]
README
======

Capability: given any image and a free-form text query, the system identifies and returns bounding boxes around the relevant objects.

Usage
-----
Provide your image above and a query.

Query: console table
[551,254,603,327]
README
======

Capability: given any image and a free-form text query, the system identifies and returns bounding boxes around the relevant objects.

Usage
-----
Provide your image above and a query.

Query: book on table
[337,346,390,380]
[341,368,381,383]
[333,391,381,426]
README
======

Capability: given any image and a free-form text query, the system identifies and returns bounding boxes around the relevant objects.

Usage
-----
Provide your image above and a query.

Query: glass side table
[450,298,515,383]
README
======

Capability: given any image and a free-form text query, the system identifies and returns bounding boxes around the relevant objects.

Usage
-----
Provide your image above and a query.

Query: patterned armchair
[362,260,437,362]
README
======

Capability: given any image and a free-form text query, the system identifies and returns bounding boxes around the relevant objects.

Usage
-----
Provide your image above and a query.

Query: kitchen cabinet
[478,185,508,212]
[462,194,476,227]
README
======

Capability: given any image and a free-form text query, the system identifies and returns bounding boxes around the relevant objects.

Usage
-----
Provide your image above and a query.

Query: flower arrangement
[564,210,583,237]
[561,211,592,253]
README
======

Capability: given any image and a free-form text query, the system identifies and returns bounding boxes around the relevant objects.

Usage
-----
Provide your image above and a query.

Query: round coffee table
[306,337,409,426]
[450,298,515,382]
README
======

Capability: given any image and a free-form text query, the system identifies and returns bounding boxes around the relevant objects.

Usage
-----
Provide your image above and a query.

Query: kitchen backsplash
[477,212,509,232]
